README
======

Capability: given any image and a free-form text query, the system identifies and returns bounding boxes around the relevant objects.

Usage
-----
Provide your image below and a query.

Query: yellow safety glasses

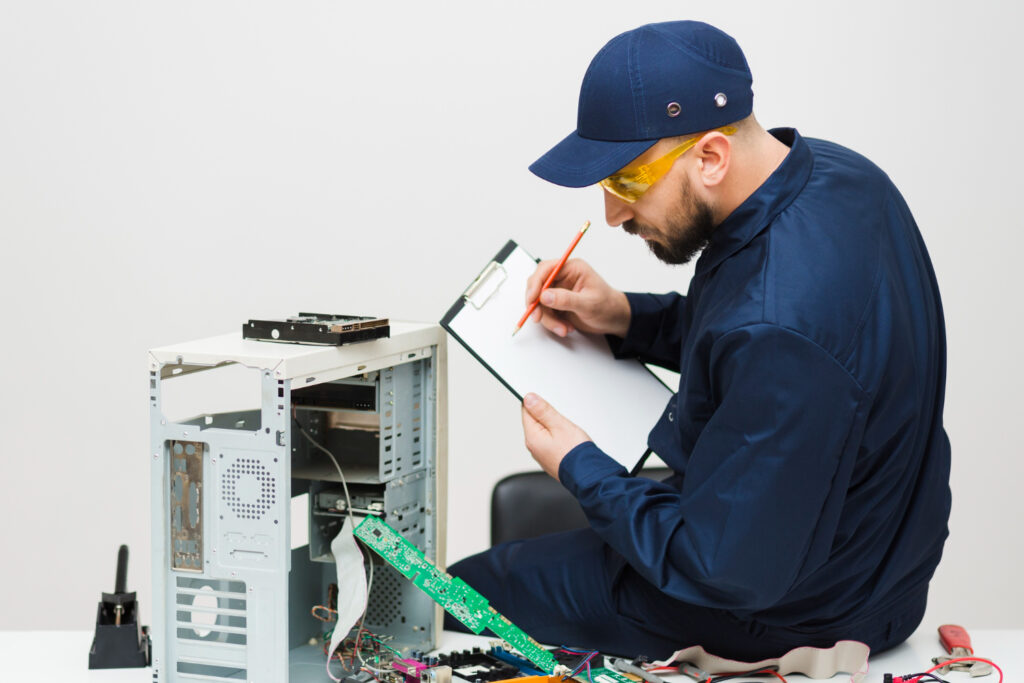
[600,126,737,203]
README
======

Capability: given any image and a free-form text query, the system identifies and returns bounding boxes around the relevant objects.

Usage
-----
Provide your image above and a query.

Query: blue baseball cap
[529,21,754,188]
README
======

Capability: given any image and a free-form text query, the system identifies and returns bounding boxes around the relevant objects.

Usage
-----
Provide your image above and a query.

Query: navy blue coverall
[447,129,952,659]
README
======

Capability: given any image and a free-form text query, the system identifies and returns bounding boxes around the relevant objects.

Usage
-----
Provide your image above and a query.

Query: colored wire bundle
[891,656,1004,683]
[323,625,395,669]
[559,647,600,683]
[312,604,338,622]
[641,662,787,683]
[707,668,786,683]
[312,583,341,622]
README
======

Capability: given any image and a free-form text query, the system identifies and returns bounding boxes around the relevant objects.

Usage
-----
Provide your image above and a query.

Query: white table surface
[0,629,1017,683]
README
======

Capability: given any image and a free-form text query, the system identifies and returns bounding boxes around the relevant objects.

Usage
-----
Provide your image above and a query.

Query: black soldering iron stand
[88,544,151,669]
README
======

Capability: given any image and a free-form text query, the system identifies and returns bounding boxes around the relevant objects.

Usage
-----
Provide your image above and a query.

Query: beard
[623,179,717,265]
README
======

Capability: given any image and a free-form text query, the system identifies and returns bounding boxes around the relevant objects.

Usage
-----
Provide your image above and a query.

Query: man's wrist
[609,290,631,338]
[558,441,628,492]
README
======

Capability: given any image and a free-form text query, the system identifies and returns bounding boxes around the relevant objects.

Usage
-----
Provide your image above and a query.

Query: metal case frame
[149,323,447,682]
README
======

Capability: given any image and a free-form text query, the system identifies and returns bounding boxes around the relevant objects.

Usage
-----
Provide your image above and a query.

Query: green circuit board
[588,668,635,683]
[354,515,560,674]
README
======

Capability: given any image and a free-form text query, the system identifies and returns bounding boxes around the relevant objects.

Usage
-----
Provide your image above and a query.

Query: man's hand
[525,258,631,338]
[521,393,591,480]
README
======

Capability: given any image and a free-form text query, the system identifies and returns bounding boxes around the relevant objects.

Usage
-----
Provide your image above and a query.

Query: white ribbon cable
[652,640,870,683]
[326,517,369,682]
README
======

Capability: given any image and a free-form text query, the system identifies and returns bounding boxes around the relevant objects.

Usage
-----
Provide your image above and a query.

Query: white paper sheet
[445,242,673,472]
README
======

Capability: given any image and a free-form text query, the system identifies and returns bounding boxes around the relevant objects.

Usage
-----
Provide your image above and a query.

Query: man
[447,20,951,660]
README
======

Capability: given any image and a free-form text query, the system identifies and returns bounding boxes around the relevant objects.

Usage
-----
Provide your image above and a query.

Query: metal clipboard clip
[462,260,507,310]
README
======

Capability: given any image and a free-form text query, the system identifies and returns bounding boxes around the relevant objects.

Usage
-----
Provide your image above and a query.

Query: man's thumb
[540,288,581,313]
[523,393,553,424]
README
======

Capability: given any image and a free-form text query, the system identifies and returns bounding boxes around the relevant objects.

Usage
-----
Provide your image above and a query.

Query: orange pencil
[512,220,591,336]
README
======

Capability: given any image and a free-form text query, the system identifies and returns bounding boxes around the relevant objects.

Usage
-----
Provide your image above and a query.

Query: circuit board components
[354,516,560,675]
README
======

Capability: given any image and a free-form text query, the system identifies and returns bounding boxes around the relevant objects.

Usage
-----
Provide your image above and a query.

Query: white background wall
[1,0,1021,636]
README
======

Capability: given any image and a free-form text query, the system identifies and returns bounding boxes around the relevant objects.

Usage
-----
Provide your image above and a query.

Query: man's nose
[603,189,634,227]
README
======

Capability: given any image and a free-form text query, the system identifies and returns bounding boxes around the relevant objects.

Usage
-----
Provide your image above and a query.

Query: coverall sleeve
[559,324,866,611]
[605,292,691,371]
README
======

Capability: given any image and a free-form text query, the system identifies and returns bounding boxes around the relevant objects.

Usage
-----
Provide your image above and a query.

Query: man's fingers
[536,309,573,337]
[525,260,560,305]
[539,287,583,313]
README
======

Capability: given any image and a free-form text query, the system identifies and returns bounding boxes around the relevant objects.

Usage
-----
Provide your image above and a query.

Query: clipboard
[440,240,673,474]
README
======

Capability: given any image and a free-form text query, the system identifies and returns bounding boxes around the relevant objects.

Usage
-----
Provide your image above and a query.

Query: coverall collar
[696,128,813,276]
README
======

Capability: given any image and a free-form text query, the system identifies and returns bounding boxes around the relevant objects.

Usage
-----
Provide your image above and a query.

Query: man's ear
[694,131,732,188]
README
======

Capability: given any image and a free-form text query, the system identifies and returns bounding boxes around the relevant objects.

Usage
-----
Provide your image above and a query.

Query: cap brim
[529,130,657,188]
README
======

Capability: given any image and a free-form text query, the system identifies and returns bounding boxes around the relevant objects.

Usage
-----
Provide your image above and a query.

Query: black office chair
[490,467,673,546]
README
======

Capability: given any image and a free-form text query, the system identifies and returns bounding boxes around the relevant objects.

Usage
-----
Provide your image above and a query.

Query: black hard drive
[243,313,390,345]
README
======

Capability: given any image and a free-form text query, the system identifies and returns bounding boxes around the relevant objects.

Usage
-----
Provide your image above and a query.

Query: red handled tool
[932,624,992,677]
